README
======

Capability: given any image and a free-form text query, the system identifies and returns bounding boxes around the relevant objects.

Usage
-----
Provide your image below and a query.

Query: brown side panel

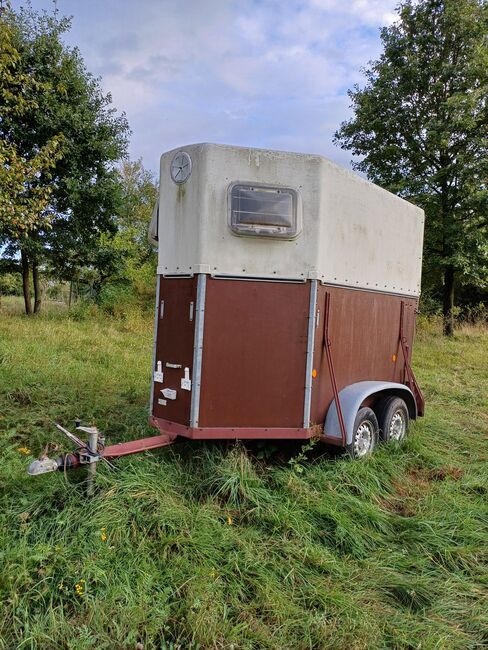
[199,278,310,428]
[310,285,418,427]
[152,276,197,425]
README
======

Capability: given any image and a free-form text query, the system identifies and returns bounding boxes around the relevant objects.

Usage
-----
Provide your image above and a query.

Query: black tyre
[375,396,409,443]
[346,407,379,459]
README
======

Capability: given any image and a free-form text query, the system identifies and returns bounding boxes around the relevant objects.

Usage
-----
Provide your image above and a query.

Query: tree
[0,20,65,236]
[334,0,488,335]
[0,5,130,314]
[116,158,158,282]
[95,159,158,307]
[0,17,65,313]
[45,159,158,311]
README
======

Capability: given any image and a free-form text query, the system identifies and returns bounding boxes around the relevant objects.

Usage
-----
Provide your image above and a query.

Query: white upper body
[149,143,425,297]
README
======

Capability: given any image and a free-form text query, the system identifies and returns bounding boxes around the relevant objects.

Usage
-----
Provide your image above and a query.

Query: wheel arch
[323,381,417,446]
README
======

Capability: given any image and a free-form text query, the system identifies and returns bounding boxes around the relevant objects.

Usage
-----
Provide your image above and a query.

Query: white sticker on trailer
[161,388,177,400]
[181,367,191,391]
[157,398,167,406]
[153,360,164,383]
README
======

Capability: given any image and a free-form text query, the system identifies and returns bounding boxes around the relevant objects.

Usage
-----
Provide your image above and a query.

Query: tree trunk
[20,249,32,315]
[443,265,455,336]
[33,260,42,314]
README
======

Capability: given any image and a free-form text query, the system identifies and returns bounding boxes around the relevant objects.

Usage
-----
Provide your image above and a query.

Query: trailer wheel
[347,407,379,459]
[375,396,409,443]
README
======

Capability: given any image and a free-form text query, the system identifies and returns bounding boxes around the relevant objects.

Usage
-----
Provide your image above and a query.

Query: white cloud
[308,0,398,24]
[22,0,399,171]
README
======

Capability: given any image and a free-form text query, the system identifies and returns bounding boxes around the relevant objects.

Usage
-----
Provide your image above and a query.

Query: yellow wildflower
[18,447,31,455]
[227,516,233,525]
[74,579,85,596]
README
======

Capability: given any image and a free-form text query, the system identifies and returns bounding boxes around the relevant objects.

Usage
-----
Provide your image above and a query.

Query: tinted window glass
[230,184,299,238]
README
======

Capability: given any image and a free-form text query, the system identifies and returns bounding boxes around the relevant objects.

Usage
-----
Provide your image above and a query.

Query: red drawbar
[104,433,176,458]
[149,416,313,440]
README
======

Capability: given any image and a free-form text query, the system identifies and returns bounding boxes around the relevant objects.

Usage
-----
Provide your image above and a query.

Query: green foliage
[335,0,488,331]
[458,300,488,324]
[94,159,158,315]
[0,301,487,648]
[0,271,22,296]
[109,159,158,288]
[0,18,65,236]
[288,437,319,474]
[97,283,142,319]
[67,298,99,322]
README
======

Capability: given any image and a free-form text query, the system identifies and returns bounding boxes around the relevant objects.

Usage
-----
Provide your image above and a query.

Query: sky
[16,0,400,175]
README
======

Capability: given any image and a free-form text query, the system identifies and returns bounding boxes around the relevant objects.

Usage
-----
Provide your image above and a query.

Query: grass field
[1,297,487,649]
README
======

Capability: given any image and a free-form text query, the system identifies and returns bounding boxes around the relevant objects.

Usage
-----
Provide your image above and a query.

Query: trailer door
[197,277,310,428]
[151,276,197,426]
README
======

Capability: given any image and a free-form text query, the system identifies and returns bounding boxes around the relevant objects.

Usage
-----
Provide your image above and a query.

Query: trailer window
[229,184,299,239]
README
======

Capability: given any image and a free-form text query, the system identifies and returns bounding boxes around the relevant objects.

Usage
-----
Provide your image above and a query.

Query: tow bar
[28,421,177,479]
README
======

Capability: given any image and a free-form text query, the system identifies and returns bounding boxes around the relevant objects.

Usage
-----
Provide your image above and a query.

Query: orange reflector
[392,354,397,362]
[312,369,317,378]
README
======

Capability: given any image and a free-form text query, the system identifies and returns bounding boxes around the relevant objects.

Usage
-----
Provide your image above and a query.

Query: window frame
[228,181,302,240]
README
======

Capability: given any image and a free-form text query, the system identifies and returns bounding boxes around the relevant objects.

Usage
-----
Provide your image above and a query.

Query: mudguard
[323,381,417,446]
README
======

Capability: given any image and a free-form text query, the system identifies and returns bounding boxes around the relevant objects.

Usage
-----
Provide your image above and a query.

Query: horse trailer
[147,143,425,458]
[28,143,425,476]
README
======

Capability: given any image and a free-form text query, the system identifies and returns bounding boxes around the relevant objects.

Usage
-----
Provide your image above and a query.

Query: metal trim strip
[149,416,312,440]
[320,280,419,300]
[303,280,317,427]
[211,274,306,284]
[149,275,160,415]
[190,274,207,427]
[162,273,194,278]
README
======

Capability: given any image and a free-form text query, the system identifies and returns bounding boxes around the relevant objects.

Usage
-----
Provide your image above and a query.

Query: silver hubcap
[389,410,406,441]
[354,421,374,457]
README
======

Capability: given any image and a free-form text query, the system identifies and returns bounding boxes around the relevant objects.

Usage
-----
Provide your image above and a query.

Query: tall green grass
[1,297,487,649]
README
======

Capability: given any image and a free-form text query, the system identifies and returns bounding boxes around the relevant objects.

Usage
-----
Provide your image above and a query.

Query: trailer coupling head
[28,453,80,476]
[27,422,110,476]
[27,422,176,476]
[28,456,62,476]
